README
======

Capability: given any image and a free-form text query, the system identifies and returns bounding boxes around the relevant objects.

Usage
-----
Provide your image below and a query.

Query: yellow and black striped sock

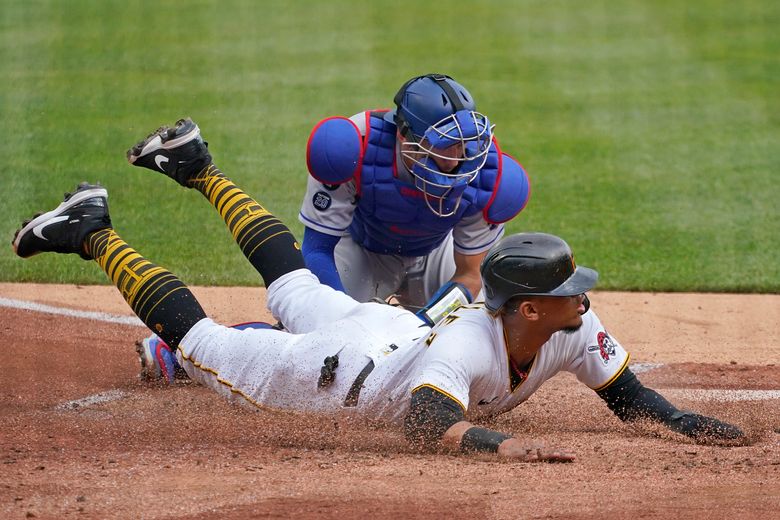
[84,229,207,348]
[188,164,306,287]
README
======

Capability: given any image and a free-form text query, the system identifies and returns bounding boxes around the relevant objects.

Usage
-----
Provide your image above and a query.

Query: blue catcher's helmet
[384,74,494,217]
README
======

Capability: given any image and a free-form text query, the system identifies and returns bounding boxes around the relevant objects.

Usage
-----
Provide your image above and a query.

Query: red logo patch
[587,331,617,365]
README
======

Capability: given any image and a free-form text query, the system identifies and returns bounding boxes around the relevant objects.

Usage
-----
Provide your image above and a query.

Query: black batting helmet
[480,232,598,312]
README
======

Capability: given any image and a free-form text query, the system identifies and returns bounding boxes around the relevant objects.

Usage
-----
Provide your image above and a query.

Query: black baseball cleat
[12,182,111,260]
[127,118,212,187]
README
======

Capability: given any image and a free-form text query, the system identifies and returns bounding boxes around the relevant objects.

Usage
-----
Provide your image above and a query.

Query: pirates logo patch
[587,331,617,365]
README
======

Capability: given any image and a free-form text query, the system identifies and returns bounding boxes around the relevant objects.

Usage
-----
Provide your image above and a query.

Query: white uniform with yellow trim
[175,269,629,424]
[409,302,630,421]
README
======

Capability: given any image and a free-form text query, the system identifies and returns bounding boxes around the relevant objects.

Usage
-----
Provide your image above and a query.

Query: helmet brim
[383,110,397,125]
[547,266,599,296]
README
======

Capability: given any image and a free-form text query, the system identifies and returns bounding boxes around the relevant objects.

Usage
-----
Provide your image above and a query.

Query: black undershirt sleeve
[596,367,676,422]
[404,387,465,449]
[597,367,744,440]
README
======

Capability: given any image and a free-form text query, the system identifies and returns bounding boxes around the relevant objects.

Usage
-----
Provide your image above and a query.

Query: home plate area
[1,290,779,519]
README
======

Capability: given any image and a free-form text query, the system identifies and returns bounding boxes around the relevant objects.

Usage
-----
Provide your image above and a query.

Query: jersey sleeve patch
[311,191,332,211]
[306,116,364,185]
[588,332,619,365]
[298,176,356,235]
[582,330,631,390]
[566,312,632,391]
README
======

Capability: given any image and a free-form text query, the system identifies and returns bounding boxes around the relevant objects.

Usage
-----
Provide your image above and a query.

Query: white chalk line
[53,370,778,412]
[55,386,779,412]
[55,390,129,410]
[0,296,144,326]
[0,295,142,410]
[628,363,780,401]
[629,363,779,401]
[4,296,775,409]
[662,389,780,402]
[629,362,664,374]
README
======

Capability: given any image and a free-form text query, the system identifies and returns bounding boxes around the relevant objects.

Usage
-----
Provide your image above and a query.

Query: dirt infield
[1,283,778,519]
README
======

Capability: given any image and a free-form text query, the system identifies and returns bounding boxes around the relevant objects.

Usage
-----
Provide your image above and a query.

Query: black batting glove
[667,411,745,441]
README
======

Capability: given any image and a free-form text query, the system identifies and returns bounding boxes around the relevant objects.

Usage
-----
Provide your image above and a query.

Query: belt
[321,343,397,408]
[343,360,375,407]
[317,345,397,408]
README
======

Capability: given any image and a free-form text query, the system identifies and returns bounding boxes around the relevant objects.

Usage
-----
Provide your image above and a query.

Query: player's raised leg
[12,183,207,352]
[127,118,305,289]
[11,183,326,408]
[127,119,365,333]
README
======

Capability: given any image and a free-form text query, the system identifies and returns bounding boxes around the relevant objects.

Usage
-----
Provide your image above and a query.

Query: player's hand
[668,412,747,444]
[497,438,576,463]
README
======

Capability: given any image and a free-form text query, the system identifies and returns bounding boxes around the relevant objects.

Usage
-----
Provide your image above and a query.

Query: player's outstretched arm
[441,421,576,462]
[597,367,746,443]
[404,387,575,462]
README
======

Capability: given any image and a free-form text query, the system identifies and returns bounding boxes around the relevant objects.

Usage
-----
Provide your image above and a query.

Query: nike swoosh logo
[33,216,69,240]
[154,155,169,171]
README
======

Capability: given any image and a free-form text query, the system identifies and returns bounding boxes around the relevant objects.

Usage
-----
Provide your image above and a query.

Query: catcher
[12,118,745,461]
[299,73,530,319]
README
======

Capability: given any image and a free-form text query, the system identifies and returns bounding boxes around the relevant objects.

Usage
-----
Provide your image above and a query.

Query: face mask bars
[400,111,494,217]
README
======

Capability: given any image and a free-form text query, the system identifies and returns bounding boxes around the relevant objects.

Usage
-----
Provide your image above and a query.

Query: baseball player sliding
[12,118,745,461]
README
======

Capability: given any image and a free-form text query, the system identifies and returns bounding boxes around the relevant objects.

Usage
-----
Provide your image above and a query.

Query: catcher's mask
[384,74,494,217]
[480,232,599,313]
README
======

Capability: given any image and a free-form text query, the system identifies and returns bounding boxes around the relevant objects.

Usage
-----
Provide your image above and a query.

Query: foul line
[629,362,664,374]
[55,390,129,410]
[663,389,780,402]
[5,296,776,408]
[628,363,779,401]
[0,296,144,327]
[0,296,141,410]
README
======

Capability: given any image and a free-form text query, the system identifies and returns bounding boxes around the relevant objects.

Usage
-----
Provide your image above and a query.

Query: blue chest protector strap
[301,227,346,292]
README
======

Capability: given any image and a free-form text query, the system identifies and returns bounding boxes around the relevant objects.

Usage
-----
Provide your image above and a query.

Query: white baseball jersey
[177,269,630,426]
[406,302,630,422]
[297,111,505,303]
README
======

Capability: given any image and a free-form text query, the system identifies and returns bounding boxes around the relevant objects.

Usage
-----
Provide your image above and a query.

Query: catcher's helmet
[384,74,494,217]
[480,232,598,312]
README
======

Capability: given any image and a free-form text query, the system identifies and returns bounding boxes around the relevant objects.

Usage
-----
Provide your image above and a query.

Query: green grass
[1,0,778,291]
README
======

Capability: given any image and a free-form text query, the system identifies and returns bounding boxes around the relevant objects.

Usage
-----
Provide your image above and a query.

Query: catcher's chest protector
[351,113,503,256]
